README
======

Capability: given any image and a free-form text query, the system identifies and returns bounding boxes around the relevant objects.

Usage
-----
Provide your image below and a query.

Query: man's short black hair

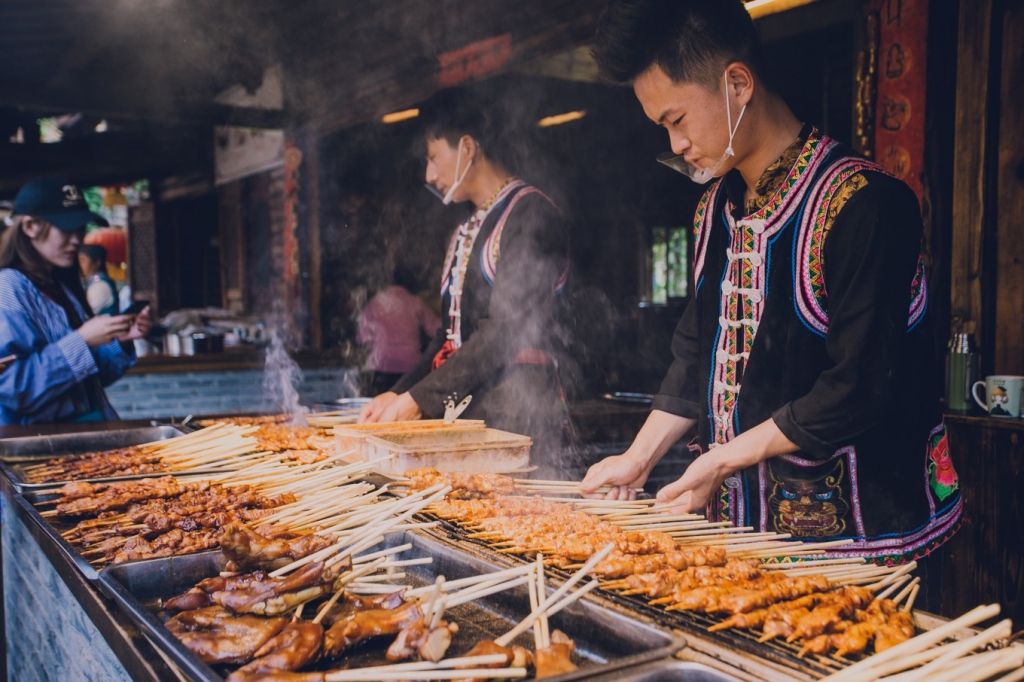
[592,0,764,87]
[419,87,517,171]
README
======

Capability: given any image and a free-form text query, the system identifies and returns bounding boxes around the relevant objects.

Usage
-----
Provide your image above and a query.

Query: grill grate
[420,515,864,680]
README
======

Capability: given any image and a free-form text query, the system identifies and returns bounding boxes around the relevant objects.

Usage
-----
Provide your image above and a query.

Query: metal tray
[99,529,684,682]
[0,425,186,491]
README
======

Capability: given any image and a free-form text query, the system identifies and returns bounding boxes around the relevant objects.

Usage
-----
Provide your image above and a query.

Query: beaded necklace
[442,177,520,349]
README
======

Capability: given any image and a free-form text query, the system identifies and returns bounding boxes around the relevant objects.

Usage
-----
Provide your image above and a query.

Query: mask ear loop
[442,138,475,205]
[723,70,747,157]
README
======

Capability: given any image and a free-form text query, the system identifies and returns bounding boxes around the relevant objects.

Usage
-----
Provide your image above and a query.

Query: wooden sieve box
[361,427,533,475]
[333,419,487,461]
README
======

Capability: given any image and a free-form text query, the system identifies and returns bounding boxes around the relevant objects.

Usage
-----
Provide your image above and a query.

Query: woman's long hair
[0,216,92,326]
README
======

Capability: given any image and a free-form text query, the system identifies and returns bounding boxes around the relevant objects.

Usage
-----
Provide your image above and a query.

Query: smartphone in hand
[123,300,150,316]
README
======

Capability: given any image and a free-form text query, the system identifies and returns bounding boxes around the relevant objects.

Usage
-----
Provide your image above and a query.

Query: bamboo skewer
[950,649,1024,682]
[271,485,450,577]
[404,566,533,599]
[883,618,1014,682]
[352,543,413,565]
[350,572,407,584]
[904,583,920,613]
[312,559,387,625]
[874,575,913,601]
[535,554,550,649]
[527,560,542,650]
[436,576,532,612]
[424,576,445,628]
[995,664,1024,682]
[891,578,921,608]
[495,543,614,647]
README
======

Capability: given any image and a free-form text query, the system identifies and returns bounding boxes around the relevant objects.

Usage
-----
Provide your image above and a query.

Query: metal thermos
[945,332,978,412]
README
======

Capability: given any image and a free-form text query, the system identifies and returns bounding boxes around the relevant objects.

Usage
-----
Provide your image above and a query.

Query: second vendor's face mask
[644,70,748,185]
[424,137,474,205]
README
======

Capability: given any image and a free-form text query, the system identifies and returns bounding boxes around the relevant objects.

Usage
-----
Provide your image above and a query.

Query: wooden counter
[940,412,1024,627]
[0,419,156,440]
[128,348,347,375]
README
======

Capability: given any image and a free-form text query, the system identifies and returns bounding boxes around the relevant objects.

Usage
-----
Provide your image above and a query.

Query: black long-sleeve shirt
[393,182,569,457]
[654,128,961,562]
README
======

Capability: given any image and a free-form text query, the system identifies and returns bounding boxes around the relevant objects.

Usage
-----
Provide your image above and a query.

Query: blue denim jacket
[0,268,135,424]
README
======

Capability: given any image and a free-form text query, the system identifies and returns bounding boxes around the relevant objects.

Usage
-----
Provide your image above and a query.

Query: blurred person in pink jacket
[357,267,441,395]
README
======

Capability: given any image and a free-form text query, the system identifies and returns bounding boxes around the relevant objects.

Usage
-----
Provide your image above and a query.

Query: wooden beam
[949,0,996,352]
[3,89,287,129]
[0,133,209,195]
[301,12,600,134]
[994,0,1024,374]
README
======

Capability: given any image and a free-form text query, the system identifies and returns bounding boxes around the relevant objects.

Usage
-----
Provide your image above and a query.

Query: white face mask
[656,71,748,185]
[441,143,474,205]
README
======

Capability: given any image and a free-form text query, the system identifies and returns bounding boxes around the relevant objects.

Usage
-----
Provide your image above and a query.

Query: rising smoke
[262,304,309,425]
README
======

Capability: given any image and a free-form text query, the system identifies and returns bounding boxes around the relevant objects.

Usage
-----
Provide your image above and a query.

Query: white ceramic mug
[972,375,1024,418]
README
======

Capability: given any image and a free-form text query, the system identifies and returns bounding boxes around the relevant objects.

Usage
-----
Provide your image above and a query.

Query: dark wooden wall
[942,415,1024,627]
[993,0,1024,374]
[951,0,1024,376]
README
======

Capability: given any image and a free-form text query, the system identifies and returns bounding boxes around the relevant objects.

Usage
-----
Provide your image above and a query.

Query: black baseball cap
[12,178,107,232]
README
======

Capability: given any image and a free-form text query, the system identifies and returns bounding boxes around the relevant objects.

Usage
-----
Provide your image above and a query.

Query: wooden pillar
[994,0,1024,374]
[949,0,998,364]
[126,200,158,311]
[303,131,324,352]
[217,181,246,314]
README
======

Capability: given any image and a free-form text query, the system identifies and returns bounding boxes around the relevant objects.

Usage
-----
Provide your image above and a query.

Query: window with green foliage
[650,226,689,304]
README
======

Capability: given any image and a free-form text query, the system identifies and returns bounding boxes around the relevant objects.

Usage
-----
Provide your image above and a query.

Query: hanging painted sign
[437,34,511,87]
[872,0,929,201]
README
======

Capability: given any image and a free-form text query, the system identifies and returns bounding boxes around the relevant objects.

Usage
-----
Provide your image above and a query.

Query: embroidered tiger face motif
[768,459,849,537]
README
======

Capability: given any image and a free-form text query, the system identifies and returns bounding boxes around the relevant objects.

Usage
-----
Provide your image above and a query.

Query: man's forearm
[627,409,696,467]
[714,417,800,471]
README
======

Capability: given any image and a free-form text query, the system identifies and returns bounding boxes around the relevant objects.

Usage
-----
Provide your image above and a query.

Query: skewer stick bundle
[405,565,533,598]
[823,603,1002,681]
[495,542,613,647]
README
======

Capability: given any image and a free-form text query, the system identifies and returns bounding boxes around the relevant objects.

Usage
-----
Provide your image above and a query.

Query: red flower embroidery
[929,434,958,488]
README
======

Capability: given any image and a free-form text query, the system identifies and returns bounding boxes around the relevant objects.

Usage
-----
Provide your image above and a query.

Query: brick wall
[105,367,359,420]
[2,495,134,681]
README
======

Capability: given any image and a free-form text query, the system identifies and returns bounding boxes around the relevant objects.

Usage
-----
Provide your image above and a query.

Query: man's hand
[580,409,695,500]
[359,391,400,423]
[376,392,423,423]
[655,450,730,513]
[654,419,800,513]
[78,315,133,348]
[120,306,153,341]
[580,452,653,500]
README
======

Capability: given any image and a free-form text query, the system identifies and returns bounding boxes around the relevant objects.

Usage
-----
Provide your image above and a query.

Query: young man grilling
[581,0,960,562]
[359,89,570,471]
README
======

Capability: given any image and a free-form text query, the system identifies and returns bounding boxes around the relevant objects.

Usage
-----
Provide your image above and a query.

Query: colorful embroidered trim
[439,180,525,297]
[794,158,928,337]
[479,182,561,286]
[708,131,831,447]
[692,183,720,292]
[810,496,962,563]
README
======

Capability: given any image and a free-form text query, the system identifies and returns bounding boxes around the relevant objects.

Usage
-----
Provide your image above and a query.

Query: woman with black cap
[0,178,152,424]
